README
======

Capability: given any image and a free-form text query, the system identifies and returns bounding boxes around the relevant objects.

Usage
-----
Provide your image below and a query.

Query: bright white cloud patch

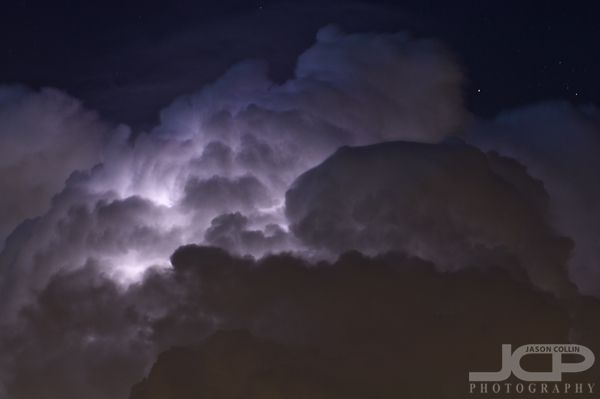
[0,27,468,318]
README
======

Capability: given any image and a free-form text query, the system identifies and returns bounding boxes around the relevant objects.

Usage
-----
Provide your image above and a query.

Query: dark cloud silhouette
[4,245,590,399]
[286,140,575,296]
[131,247,600,398]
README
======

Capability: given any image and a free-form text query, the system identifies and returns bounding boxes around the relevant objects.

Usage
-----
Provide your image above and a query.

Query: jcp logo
[469,344,595,382]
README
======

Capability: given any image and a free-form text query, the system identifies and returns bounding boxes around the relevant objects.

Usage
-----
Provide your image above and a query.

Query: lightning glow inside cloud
[1,25,600,399]
[0,26,467,318]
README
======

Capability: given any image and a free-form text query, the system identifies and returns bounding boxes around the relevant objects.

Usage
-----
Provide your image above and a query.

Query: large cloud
[466,102,600,296]
[3,24,600,399]
[0,86,108,247]
[286,140,575,296]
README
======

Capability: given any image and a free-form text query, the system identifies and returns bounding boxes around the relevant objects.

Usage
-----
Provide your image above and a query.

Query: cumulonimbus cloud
[0,26,468,319]
[1,24,600,399]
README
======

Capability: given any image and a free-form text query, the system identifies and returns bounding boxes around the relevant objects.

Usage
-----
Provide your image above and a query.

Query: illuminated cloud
[0,27,467,319]
[0,86,108,247]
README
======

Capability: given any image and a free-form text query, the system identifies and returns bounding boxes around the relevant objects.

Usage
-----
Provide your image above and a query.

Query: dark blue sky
[2,0,598,127]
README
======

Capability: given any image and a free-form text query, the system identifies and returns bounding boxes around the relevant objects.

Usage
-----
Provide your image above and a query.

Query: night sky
[2,0,599,126]
[1,1,600,398]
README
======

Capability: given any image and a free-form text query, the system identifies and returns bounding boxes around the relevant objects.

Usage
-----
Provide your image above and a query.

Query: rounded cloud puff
[286,140,574,295]
[0,86,108,246]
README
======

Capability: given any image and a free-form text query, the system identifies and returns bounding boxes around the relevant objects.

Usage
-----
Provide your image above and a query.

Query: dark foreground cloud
[286,140,575,296]
[4,246,598,398]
